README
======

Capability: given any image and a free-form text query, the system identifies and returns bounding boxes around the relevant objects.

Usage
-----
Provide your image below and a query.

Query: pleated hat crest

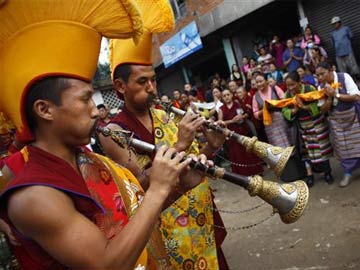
[0,0,143,142]
[109,0,175,77]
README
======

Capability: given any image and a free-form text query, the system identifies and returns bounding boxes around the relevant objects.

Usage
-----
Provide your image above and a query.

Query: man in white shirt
[316,62,360,187]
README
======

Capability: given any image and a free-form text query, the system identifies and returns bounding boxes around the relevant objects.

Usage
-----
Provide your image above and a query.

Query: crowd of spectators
[158,18,360,188]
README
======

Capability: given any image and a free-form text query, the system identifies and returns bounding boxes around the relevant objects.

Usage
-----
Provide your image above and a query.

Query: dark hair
[305,25,313,33]
[297,65,306,71]
[189,89,197,97]
[312,46,322,55]
[228,79,237,84]
[212,86,222,92]
[254,72,267,80]
[25,76,72,133]
[316,61,332,71]
[113,64,133,83]
[286,71,301,83]
[97,104,106,110]
[269,62,277,68]
[304,25,316,41]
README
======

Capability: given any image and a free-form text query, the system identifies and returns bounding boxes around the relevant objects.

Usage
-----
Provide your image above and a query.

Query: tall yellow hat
[0,0,143,142]
[0,111,14,136]
[109,0,175,76]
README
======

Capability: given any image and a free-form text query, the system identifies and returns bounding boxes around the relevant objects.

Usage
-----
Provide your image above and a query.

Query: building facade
[94,0,360,109]
[153,0,360,98]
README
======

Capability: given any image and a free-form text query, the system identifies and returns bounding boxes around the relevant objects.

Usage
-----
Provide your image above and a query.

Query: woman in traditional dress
[282,72,333,187]
[252,73,291,148]
[316,61,360,187]
[218,89,263,176]
[252,73,305,182]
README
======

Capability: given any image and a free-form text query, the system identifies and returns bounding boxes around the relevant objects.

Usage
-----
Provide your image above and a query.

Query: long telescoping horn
[97,127,309,224]
[154,99,294,177]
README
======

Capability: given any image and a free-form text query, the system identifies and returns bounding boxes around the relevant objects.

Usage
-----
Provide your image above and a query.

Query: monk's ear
[32,100,55,122]
[113,78,126,95]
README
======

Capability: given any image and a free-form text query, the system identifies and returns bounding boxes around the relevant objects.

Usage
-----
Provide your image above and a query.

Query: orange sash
[263,83,340,125]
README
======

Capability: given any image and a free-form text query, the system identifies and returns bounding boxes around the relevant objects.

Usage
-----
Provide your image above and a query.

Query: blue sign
[160,21,203,68]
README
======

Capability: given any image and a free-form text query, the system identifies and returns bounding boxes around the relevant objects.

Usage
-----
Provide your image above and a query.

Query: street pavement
[210,157,360,270]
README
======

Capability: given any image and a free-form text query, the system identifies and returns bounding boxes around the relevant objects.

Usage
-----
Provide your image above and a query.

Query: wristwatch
[335,93,340,99]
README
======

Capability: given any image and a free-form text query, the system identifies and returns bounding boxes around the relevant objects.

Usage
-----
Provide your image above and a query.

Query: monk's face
[122,65,157,111]
[173,90,181,100]
[222,90,233,104]
[228,81,238,93]
[98,107,108,120]
[53,79,98,146]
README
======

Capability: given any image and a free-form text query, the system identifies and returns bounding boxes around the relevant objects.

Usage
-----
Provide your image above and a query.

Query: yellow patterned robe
[136,108,220,270]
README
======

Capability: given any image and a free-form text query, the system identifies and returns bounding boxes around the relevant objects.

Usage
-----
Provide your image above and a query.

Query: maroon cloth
[271,42,285,68]
[96,118,110,129]
[221,102,263,176]
[236,95,253,118]
[111,106,155,161]
[3,149,29,177]
[0,146,101,270]
[111,106,154,145]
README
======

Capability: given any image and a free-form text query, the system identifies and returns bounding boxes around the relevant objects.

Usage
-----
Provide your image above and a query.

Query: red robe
[0,146,135,270]
[221,101,263,176]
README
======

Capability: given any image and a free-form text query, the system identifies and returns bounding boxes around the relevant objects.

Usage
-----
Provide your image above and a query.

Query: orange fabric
[109,0,175,76]
[263,83,341,125]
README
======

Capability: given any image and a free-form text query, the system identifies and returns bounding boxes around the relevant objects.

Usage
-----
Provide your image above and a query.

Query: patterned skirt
[329,106,360,160]
[298,114,333,163]
[265,111,291,148]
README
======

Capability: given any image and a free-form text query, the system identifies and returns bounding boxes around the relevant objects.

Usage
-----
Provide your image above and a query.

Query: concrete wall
[157,69,185,98]
[153,0,274,66]
[197,0,274,36]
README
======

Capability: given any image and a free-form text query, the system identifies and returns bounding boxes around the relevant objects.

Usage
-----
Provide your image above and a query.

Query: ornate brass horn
[156,100,294,177]
[98,127,309,224]
[247,175,308,224]
[232,134,294,178]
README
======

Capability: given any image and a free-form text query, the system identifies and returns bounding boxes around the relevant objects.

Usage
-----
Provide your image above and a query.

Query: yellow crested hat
[0,111,15,136]
[0,0,143,142]
[109,0,175,76]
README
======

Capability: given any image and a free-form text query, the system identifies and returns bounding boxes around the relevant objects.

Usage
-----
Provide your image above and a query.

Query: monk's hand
[0,219,20,246]
[232,114,243,123]
[175,111,206,151]
[177,154,213,193]
[149,145,191,197]
[203,119,226,150]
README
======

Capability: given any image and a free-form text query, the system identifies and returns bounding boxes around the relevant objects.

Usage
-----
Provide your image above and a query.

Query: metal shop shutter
[302,0,360,64]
